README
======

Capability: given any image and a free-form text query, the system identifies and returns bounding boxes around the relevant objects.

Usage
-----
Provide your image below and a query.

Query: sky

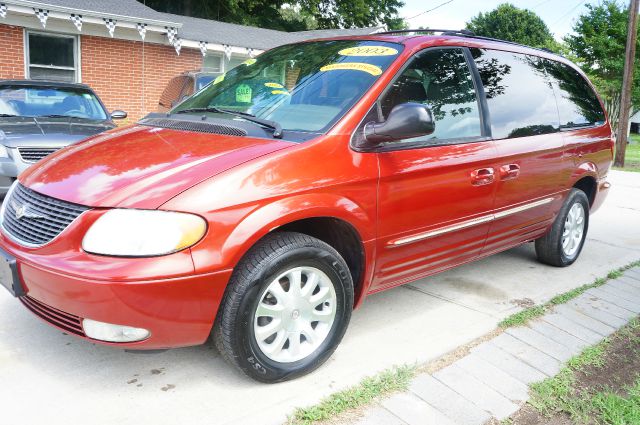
[399,0,601,40]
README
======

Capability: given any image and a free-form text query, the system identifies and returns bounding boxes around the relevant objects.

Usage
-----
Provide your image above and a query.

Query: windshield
[172,40,403,134]
[195,75,215,91]
[0,86,108,120]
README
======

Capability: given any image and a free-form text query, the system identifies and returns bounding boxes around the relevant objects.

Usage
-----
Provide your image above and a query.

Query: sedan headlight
[82,209,207,257]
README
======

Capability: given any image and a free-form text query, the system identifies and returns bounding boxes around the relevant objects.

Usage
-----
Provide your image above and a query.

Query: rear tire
[213,231,353,382]
[535,188,589,267]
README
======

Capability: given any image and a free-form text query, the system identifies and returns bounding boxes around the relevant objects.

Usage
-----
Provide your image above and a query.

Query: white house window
[203,54,223,74]
[26,32,78,83]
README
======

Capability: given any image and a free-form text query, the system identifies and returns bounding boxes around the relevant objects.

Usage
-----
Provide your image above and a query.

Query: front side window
[543,60,605,129]
[27,32,78,83]
[379,48,482,143]
[173,40,403,135]
[0,86,107,120]
[471,49,559,139]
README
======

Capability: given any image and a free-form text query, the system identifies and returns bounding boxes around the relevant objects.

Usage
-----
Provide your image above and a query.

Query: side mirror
[364,103,435,144]
[110,110,128,120]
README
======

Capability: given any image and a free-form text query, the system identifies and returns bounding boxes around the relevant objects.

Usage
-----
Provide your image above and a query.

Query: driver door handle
[470,167,495,186]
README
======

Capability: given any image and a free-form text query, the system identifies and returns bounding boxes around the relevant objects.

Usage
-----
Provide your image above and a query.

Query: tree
[466,3,556,50]
[142,0,406,31]
[565,0,640,135]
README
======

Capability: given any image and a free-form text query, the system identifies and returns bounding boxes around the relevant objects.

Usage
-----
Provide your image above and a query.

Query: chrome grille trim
[1,183,88,247]
[17,147,60,163]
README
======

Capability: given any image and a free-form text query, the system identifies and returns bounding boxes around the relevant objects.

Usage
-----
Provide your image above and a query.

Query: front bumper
[0,216,232,349]
[16,261,231,349]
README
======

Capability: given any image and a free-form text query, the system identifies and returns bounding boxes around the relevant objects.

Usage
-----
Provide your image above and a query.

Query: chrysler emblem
[11,201,46,220]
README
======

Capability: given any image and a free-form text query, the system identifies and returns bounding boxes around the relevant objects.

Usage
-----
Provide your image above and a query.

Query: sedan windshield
[172,40,403,134]
[0,86,108,120]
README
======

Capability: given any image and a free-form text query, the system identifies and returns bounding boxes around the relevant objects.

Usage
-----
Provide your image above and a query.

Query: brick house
[0,0,380,122]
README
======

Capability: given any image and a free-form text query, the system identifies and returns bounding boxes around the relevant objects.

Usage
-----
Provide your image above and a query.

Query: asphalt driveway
[1,170,639,425]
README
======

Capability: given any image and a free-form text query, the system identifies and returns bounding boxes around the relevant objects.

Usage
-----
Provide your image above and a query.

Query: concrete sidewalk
[355,267,640,425]
[0,171,638,425]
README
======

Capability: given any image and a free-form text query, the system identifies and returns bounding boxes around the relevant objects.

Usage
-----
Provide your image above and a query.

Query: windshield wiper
[0,114,17,117]
[37,114,72,119]
[175,107,283,138]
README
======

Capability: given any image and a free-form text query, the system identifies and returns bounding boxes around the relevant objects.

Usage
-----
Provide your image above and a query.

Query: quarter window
[471,49,559,139]
[380,48,482,143]
[543,60,605,129]
[26,32,78,83]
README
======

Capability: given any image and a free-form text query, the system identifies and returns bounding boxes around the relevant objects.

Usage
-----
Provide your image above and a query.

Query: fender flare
[219,193,374,269]
[569,161,598,185]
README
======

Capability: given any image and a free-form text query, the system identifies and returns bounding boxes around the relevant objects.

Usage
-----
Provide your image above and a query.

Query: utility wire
[405,0,455,21]
[551,0,587,26]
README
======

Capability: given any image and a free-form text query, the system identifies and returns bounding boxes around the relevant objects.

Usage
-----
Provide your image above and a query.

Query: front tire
[535,188,589,267]
[213,232,353,382]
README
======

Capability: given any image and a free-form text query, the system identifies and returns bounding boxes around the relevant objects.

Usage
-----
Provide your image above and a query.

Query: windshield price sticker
[236,84,253,103]
[243,58,257,66]
[271,90,289,95]
[338,46,398,56]
[320,63,383,76]
[265,82,284,89]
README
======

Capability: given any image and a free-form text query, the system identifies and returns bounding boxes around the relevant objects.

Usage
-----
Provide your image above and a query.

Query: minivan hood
[0,117,113,148]
[19,125,292,209]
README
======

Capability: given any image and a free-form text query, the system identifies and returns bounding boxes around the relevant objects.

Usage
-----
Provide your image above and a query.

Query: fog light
[82,318,150,342]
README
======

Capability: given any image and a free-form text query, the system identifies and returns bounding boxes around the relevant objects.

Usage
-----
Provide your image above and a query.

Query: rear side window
[470,49,559,139]
[380,48,482,143]
[543,60,605,129]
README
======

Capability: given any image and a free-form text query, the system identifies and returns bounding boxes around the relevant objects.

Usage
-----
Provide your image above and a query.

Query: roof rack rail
[377,28,475,36]
[377,28,561,56]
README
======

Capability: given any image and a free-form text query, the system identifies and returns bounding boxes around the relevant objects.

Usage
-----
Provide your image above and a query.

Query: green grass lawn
[615,133,640,172]
[524,318,640,424]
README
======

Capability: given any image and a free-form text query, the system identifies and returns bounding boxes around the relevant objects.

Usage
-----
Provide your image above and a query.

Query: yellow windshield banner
[243,58,257,66]
[320,62,383,76]
[265,82,284,89]
[271,90,289,95]
[213,74,225,85]
[338,46,398,56]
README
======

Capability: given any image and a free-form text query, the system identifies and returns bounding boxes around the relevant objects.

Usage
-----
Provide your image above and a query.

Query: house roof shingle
[12,0,383,50]
[22,0,178,24]
[159,13,294,51]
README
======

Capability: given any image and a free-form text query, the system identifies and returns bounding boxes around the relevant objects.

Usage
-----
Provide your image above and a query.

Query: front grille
[20,295,85,336]
[2,183,88,246]
[17,147,59,163]
[138,117,248,137]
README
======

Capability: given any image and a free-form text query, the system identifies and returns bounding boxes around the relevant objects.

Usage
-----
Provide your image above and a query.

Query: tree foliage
[466,3,556,49]
[565,0,640,133]
[142,0,406,31]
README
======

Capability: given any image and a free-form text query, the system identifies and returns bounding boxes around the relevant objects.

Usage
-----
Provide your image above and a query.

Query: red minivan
[0,30,613,382]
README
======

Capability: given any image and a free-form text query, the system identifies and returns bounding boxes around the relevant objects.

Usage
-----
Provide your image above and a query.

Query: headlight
[82,209,207,257]
[0,144,9,158]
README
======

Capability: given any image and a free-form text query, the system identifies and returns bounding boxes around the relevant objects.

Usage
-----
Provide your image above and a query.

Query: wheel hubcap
[253,266,337,363]
[562,202,585,258]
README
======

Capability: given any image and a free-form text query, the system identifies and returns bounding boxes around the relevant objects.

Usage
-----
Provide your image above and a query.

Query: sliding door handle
[470,167,495,186]
[499,164,521,180]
